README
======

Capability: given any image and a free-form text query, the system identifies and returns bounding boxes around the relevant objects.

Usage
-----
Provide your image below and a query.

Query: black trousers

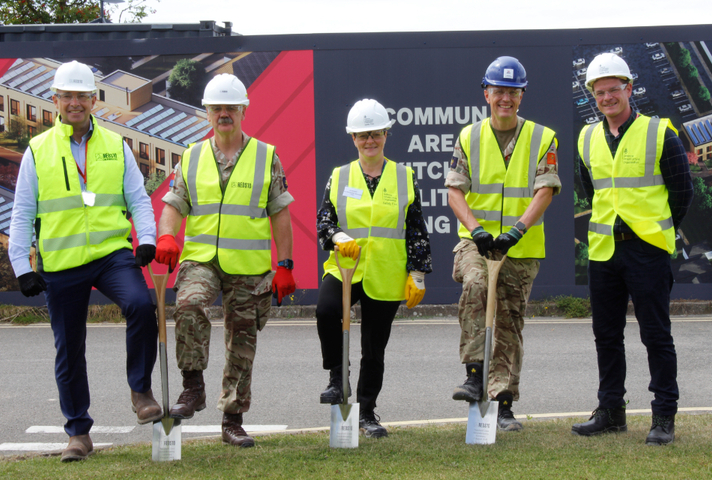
[316,274,400,413]
[588,238,678,416]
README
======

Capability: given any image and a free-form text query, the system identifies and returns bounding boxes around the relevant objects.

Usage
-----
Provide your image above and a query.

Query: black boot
[452,362,484,402]
[571,406,627,436]
[645,414,674,445]
[359,411,388,438]
[496,394,523,431]
[319,367,351,405]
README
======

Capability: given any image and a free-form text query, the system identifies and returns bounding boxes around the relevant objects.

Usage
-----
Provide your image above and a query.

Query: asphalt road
[1,315,711,455]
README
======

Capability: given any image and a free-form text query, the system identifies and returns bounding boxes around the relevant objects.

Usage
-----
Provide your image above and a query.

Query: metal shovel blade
[466,399,499,445]
[152,420,182,461]
[330,402,359,448]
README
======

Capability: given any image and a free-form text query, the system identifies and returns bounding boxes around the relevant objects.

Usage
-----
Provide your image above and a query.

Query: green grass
[2,415,712,479]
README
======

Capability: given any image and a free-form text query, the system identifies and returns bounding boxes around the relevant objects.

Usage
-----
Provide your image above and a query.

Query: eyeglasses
[593,83,628,99]
[488,88,522,99]
[207,105,243,114]
[56,93,94,102]
[354,131,386,141]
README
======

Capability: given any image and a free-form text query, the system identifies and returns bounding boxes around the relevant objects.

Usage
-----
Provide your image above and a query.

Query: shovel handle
[148,264,170,344]
[483,254,507,330]
[334,246,361,333]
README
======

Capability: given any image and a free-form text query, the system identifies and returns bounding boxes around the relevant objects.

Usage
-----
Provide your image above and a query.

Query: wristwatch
[277,259,294,269]
[515,221,528,235]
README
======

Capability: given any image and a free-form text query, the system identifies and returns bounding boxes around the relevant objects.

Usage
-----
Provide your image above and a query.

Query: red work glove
[272,266,296,305]
[155,234,180,271]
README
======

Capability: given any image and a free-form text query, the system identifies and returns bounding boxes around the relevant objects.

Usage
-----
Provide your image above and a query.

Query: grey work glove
[470,226,494,258]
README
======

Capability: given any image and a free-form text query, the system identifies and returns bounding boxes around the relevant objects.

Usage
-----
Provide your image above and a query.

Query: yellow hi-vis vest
[323,159,415,301]
[31,116,131,272]
[180,138,275,275]
[457,119,557,259]
[578,115,676,261]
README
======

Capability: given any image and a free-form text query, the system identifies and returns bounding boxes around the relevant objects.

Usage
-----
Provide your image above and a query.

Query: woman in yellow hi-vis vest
[316,99,432,438]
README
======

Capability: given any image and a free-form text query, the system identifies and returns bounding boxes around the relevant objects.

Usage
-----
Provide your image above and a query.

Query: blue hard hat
[481,56,528,90]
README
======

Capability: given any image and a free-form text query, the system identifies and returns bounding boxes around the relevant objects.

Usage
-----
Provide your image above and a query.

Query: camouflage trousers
[173,259,273,414]
[452,239,539,400]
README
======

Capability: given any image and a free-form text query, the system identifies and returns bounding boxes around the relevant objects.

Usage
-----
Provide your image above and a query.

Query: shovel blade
[330,402,359,448]
[465,400,498,445]
[152,420,181,461]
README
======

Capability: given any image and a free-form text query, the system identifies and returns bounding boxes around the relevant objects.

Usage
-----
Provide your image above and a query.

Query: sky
[140,0,712,36]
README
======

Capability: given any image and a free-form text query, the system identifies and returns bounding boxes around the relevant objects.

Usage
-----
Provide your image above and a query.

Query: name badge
[343,186,363,200]
[82,191,96,206]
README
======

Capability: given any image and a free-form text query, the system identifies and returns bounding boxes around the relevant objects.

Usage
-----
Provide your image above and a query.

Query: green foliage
[0,0,157,25]
[679,48,692,68]
[690,177,712,217]
[167,59,208,107]
[4,117,30,150]
[553,295,591,318]
[574,242,589,266]
[686,64,699,78]
[143,170,166,196]
[699,86,711,102]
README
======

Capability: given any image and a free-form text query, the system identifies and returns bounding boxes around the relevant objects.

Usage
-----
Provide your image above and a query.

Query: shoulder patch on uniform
[547,152,557,165]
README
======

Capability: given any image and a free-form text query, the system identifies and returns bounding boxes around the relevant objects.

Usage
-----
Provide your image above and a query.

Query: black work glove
[470,226,494,258]
[493,227,523,255]
[18,272,47,297]
[135,244,156,267]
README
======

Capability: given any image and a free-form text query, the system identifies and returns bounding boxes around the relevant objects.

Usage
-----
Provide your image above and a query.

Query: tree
[0,0,158,25]
[679,48,692,68]
[167,59,207,107]
[686,64,699,79]
[699,86,711,103]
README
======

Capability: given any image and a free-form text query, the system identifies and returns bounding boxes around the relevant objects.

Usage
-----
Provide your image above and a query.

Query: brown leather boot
[61,434,93,462]
[221,413,254,448]
[170,370,207,419]
[131,389,163,424]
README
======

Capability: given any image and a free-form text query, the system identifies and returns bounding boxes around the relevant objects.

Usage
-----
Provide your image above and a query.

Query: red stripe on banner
[0,59,16,78]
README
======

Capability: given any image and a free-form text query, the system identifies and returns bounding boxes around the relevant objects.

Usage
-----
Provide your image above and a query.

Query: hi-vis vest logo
[381,187,397,206]
[231,181,252,189]
[621,147,638,164]
[96,153,119,161]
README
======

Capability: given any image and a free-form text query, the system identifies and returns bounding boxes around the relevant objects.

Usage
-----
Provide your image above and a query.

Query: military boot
[170,370,207,419]
[359,411,388,438]
[496,394,523,431]
[571,406,627,436]
[320,367,351,405]
[221,413,255,448]
[645,414,674,446]
[452,362,484,402]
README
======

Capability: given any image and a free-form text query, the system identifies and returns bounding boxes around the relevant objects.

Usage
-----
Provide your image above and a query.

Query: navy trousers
[316,274,400,414]
[588,238,678,416]
[42,249,157,436]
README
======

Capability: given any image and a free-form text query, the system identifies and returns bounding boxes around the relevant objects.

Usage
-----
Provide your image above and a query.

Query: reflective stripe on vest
[458,119,556,258]
[579,115,676,260]
[180,138,274,274]
[323,159,414,301]
[31,116,130,272]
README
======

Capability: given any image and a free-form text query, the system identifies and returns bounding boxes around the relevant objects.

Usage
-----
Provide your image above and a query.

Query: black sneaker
[452,362,484,402]
[645,414,674,446]
[571,406,627,436]
[359,411,388,438]
[496,394,523,431]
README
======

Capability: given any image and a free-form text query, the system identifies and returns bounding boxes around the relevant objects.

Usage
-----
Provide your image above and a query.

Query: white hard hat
[345,99,395,134]
[202,74,249,106]
[51,61,97,93]
[585,53,633,92]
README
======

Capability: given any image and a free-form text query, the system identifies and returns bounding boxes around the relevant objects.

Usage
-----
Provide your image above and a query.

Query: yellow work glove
[332,232,360,260]
[405,271,425,309]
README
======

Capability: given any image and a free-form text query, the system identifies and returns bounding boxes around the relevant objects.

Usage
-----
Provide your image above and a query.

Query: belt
[613,232,637,241]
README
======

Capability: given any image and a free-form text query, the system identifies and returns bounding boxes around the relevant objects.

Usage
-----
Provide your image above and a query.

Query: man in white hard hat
[316,98,431,438]
[155,73,296,447]
[8,60,161,462]
[571,53,692,445]
[445,56,561,431]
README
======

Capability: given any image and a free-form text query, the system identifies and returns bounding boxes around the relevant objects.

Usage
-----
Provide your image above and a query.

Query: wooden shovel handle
[484,254,507,330]
[148,264,170,345]
[334,246,361,332]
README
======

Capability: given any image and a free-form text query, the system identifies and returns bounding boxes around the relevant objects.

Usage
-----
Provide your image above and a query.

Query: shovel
[148,264,182,461]
[329,245,361,449]
[466,253,508,445]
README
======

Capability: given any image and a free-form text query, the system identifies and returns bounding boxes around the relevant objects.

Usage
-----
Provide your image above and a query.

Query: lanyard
[76,141,88,185]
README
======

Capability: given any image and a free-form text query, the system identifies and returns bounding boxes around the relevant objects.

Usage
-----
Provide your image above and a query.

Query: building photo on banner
[0,25,711,304]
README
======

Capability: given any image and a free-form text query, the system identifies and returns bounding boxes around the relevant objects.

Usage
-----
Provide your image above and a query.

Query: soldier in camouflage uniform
[155,74,296,448]
[445,57,561,431]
